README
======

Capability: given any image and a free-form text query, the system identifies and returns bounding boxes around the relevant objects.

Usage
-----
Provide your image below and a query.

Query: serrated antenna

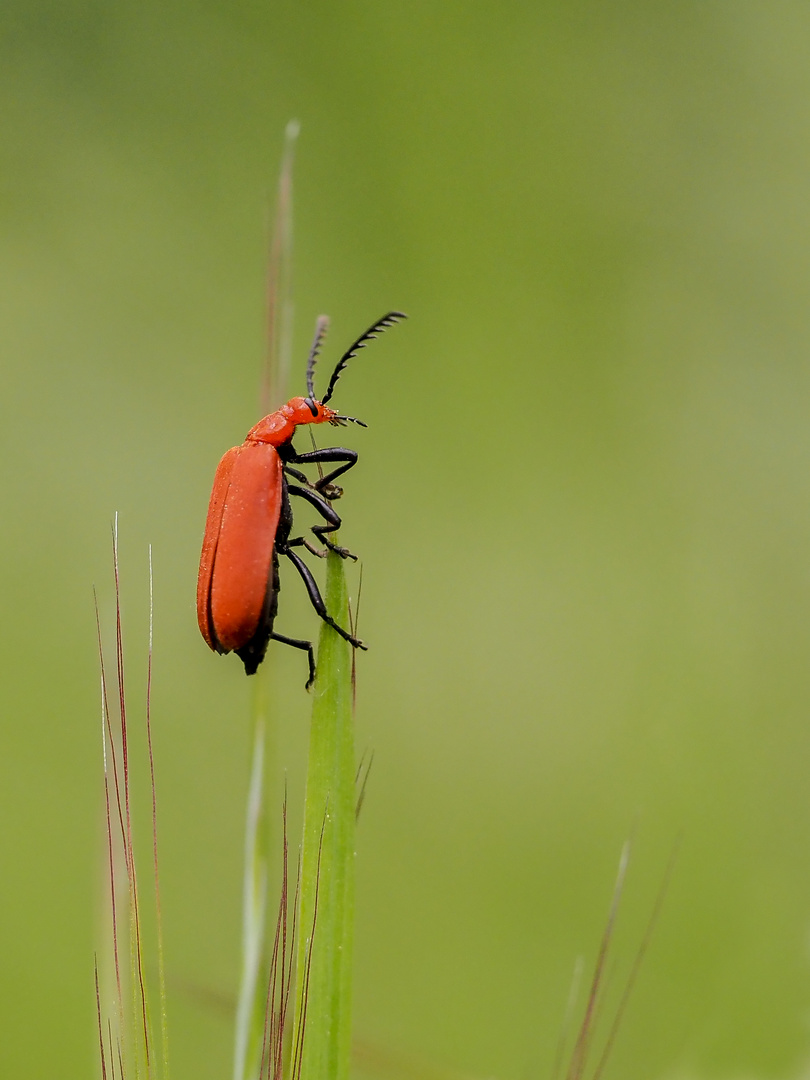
[304,315,330,415]
[321,311,407,405]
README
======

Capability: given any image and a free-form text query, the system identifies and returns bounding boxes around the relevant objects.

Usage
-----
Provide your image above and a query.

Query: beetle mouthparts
[331,414,367,428]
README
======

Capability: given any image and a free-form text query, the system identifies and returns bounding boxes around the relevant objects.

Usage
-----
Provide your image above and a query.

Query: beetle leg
[288,447,358,496]
[268,631,317,690]
[289,536,328,559]
[283,464,310,485]
[281,547,367,650]
[311,524,355,561]
[287,484,358,560]
[284,464,340,499]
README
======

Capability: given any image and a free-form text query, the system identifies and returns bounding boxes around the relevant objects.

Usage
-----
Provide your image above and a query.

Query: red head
[245,396,345,447]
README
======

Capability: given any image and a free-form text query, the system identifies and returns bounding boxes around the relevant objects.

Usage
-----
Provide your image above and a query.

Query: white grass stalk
[234,717,269,1080]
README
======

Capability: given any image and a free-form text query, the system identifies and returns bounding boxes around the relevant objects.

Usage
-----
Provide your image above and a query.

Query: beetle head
[284,396,369,431]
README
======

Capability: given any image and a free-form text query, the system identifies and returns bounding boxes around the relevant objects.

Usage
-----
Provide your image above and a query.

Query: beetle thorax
[245,396,336,447]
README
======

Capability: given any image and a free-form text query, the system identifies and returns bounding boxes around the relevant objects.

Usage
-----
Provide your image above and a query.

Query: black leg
[288,536,328,559]
[288,447,358,495]
[286,483,357,560]
[283,464,310,485]
[282,547,367,650]
[269,630,317,690]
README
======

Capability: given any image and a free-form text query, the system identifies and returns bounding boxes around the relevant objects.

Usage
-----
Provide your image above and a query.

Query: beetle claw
[328,543,357,561]
[301,539,328,559]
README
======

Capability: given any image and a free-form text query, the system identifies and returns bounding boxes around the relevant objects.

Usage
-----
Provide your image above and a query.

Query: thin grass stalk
[291,550,356,1080]
[262,118,299,417]
[96,522,167,1080]
[589,842,679,1080]
[112,519,155,1080]
[146,546,170,1079]
[565,841,630,1080]
[96,636,125,1040]
[234,119,298,1080]
[234,712,270,1080]
[259,799,288,1080]
[96,960,110,1080]
[97,577,135,1076]
[552,957,584,1080]
[260,801,309,1080]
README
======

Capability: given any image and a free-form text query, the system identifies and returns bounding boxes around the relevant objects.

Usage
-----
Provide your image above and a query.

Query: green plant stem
[292,549,355,1080]
[234,697,269,1080]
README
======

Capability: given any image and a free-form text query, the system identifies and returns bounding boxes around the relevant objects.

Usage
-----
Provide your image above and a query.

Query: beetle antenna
[305,315,330,415]
[321,311,407,405]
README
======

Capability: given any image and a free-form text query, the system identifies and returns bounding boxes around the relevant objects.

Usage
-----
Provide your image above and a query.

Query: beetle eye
[305,397,318,418]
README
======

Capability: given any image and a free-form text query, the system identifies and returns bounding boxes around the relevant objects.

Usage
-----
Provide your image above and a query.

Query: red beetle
[197,311,405,685]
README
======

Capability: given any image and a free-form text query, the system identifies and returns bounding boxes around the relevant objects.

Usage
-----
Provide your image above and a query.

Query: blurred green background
[3,2,810,1077]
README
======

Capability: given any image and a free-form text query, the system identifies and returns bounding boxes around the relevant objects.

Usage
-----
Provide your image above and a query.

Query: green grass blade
[292,550,356,1080]
[234,710,269,1080]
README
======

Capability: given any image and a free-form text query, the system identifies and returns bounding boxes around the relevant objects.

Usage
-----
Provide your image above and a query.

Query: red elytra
[197,312,405,685]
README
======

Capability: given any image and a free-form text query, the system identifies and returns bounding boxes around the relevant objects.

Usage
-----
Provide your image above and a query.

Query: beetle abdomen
[197,441,283,654]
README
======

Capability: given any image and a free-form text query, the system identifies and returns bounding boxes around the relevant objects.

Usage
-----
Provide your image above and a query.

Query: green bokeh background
[4,2,810,1077]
